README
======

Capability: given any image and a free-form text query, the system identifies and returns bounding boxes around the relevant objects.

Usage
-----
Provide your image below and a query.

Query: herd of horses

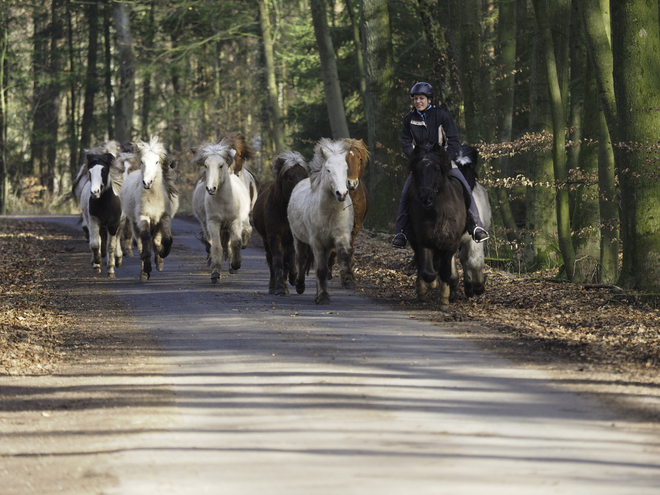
[72,130,491,306]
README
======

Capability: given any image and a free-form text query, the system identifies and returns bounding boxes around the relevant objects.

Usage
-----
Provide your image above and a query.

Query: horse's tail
[455,144,479,189]
[304,245,314,275]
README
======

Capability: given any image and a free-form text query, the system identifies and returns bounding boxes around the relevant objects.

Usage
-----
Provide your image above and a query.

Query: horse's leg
[137,218,152,281]
[314,245,331,305]
[208,219,223,283]
[336,238,355,289]
[269,235,287,295]
[221,229,230,262]
[106,229,117,279]
[152,227,165,272]
[89,219,102,273]
[158,213,173,259]
[264,237,277,294]
[326,249,336,280]
[293,238,308,295]
[100,226,108,263]
[284,244,297,289]
[241,220,252,249]
[437,252,455,306]
[460,236,486,297]
[228,222,243,274]
[415,247,438,303]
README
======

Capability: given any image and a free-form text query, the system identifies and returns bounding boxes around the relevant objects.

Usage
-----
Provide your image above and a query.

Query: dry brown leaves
[352,230,660,373]
[0,219,77,375]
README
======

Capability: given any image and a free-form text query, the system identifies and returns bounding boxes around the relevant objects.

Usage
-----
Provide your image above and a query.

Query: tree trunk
[103,0,113,140]
[576,0,618,283]
[257,0,284,154]
[79,0,99,164]
[0,8,7,213]
[140,1,155,137]
[30,7,50,180]
[532,0,576,281]
[597,103,618,284]
[343,0,366,103]
[611,0,660,291]
[360,0,400,231]
[310,0,350,139]
[66,0,78,183]
[524,22,558,270]
[457,0,484,143]
[41,0,64,195]
[415,0,452,121]
[492,0,520,243]
[571,61,600,284]
[113,0,135,144]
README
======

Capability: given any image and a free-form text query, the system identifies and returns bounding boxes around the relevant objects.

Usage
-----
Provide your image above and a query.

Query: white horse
[454,145,492,298]
[191,139,252,284]
[79,152,125,278]
[116,151,141,257]
[72,140,122,239]
[120,136,179,281]
[287,138,354,304]
[236,166,259,214]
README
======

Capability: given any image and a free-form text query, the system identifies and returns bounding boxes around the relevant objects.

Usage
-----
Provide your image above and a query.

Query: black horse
[406,141,467,305]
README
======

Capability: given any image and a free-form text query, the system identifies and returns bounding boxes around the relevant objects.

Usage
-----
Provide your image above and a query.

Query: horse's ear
[273,156,286,176]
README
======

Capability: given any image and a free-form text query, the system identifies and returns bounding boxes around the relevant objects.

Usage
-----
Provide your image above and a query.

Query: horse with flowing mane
[287,138,354,304]
[79,152,125,278]
[253,150,309,295]
[120,136,179,281]
[191,136,252,283]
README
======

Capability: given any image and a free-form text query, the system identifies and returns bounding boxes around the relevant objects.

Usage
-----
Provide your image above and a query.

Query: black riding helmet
[410,82,434,99]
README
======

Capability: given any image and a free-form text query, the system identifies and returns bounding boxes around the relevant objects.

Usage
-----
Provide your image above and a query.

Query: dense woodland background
[0,0,659,292]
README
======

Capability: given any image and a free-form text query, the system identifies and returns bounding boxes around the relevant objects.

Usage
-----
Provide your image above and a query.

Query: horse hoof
[342,279,356,290]
[140,273,150,282]
[296,282,305,294]
[107,272,116,279]
[229,268,238,274]
[156,261,165,272]
[116,258,123,268]
[211,271,220,284]
[275,286,287,296]
[316,295,331,305]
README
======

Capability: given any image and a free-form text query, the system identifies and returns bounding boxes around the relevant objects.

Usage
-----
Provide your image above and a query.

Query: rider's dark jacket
[400,104,460,162]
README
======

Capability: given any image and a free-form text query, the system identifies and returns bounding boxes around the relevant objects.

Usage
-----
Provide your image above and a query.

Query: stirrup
[392,232,408,248]
[472,227,489,243]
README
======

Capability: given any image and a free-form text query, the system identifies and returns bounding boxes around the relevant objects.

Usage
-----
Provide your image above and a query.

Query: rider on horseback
[392,82,489,248]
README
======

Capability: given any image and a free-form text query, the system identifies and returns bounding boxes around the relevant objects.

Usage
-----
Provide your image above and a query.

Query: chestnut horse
[253,151,309,295]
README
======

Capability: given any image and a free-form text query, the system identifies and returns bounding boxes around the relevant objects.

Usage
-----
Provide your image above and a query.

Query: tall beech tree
[611,0,660,291]
[310,0,350,139]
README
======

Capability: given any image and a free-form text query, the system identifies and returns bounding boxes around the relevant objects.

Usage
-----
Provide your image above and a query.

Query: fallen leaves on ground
[0,219,74,374]
[352,230,660,373]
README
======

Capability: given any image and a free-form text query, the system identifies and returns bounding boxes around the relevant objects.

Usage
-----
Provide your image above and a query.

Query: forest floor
[2,217,659,399]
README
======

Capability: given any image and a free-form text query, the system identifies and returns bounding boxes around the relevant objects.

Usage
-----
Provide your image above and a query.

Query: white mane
[309,138,350,190]
[274,150,308,177]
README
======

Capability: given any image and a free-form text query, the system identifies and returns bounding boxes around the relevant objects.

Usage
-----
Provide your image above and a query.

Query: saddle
[449,174,472,212]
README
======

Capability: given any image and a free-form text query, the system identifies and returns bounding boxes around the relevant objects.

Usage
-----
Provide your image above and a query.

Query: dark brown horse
[407,140,467,306]
[253,150,309,295]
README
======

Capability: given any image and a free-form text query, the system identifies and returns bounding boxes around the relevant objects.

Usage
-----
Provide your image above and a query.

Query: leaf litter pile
[1,218,659,381]
[352,230,660,377]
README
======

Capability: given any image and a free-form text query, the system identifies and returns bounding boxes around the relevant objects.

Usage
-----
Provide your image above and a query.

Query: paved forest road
[2,215,660,494]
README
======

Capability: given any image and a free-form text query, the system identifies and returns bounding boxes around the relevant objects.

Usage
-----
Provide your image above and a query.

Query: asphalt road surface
[2,215,660,494]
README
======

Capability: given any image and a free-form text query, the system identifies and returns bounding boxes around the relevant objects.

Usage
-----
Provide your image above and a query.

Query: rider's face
[413,94,430,112]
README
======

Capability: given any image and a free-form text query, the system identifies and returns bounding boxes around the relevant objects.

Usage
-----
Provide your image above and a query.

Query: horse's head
[117,152,140,181]
[410,143,451,208]
[312,138,350,202]
[137,136,168,189]
[274,150,308,199]
[86,153,115,199]
[344,139,369,191]
[191,142,236,196]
